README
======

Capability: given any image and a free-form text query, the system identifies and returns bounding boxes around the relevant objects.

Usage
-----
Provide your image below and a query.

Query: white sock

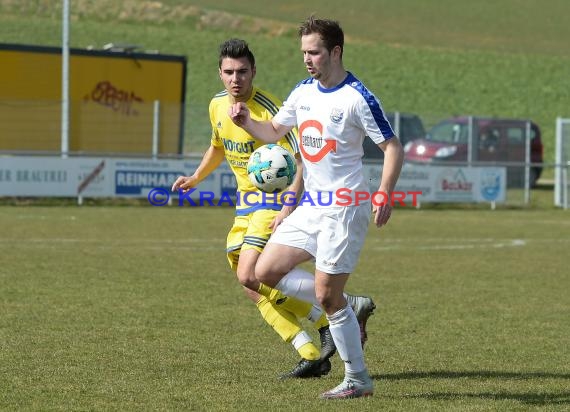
[307,305,323,323]
[291,330,312,350]
[275,268,353,305]
[327,304,366,374]
[275,269,355,324]
[275,267,319,306]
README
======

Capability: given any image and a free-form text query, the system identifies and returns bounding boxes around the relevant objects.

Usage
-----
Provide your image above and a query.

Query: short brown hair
[298,15,344,56]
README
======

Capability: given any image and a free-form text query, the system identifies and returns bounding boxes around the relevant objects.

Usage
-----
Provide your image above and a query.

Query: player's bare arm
[374,137,404,228]
[228,102,293,143]
[171,145,225,193]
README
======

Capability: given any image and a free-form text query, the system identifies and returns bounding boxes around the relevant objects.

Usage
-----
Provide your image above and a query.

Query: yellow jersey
[209,86,299,215]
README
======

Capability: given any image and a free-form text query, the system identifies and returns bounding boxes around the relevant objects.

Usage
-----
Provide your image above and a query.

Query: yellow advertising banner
[0,44,186,154]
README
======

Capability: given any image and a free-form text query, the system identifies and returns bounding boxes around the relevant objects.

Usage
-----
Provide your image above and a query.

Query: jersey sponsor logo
[222,139,256,154]
[299,105,311,111]
[216,121,222,128]
[299,120,336,162]
[330,108,344,124]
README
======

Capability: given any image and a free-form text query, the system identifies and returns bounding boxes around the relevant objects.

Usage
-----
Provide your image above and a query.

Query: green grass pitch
[1,205,568,411]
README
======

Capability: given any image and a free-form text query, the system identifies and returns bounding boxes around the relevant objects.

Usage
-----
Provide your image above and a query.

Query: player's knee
[316,291,333,312]
[236,269,258,291]
[316,290,344,314]
[254,263,281,288]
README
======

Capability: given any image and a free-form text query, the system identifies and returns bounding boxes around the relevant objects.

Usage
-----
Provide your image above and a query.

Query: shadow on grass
[373,370,570,406]
[396,391,569,406]
[374,370,570,380]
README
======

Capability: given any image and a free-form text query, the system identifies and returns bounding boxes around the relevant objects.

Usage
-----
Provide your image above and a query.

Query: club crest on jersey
[330,108,344,124]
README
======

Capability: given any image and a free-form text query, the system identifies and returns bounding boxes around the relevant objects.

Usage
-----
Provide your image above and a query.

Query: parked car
[403,116,544,187]
[363,112,426,159]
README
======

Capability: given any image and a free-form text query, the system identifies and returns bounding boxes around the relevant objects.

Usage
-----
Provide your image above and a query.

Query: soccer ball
[247,144,297,193]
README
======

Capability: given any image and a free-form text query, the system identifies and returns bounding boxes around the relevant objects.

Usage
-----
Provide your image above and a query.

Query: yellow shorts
[226,209,278,271]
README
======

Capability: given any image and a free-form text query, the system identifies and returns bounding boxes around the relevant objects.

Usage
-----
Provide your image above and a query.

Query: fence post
[394,111,401,138]
[467,116,473,166]
[152,100,160,160]
[524,121,531,205]
[561,162,570,210]
[555,117,562,207]
[61,0,70,159]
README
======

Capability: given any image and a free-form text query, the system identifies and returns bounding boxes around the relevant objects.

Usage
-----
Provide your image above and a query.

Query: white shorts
[268,203,371,274]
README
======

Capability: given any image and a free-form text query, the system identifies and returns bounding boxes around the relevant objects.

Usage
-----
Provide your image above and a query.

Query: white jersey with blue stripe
[273,72,395,200]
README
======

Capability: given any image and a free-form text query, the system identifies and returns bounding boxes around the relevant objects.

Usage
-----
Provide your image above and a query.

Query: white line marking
[371,239,529,251]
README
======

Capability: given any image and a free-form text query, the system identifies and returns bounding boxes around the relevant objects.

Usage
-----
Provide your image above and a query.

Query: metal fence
[366,114,543,206]
[0,104,562,207]
[0,99,184,157]
[555,117,570,209]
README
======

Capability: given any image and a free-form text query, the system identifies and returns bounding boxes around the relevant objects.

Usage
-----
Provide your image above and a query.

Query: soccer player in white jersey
[172,39,373,379]
[229,17,404,399]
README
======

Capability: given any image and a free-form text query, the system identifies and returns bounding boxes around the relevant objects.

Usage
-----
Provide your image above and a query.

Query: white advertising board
[0,156,231,201]
[1,157,505,205]
[363,162,506,204]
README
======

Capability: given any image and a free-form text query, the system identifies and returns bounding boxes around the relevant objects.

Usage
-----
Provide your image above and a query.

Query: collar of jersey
[317,71,355,93]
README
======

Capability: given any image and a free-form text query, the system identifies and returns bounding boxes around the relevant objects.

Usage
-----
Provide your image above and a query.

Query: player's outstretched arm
[171,145,225,193]
[228,102,292,143]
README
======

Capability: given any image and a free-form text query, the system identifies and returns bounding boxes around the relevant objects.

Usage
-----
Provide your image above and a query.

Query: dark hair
[218,38,255,69]
[298,15,344,57]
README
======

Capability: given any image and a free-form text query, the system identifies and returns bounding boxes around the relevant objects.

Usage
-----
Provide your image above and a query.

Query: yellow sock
[298,342,320,361]
[258,283,314,319]
[258,283,279,300]
[314,312,329,330]
[256,296,302,343]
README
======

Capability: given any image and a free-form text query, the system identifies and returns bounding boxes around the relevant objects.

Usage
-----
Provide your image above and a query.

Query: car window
[401,118,426,141]
[363,113,426,159]
[385,113,426,142]
[427,121,468,143]
[507,126,538,143]
[479,128,500,151]
[507,127,524,144]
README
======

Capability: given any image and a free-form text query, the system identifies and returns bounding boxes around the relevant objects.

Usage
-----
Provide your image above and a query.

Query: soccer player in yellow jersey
[172,39,332,378]
[172,39,374,378]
